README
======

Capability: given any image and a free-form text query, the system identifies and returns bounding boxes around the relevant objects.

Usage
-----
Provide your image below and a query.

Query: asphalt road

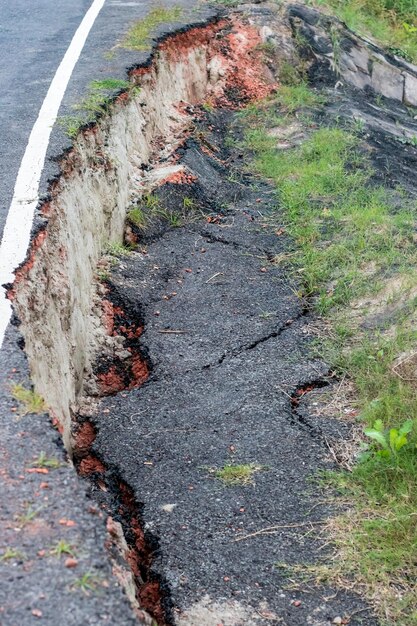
[0,0,93,240]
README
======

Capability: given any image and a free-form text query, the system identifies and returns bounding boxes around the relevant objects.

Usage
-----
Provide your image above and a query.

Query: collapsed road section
[7,1,417,624]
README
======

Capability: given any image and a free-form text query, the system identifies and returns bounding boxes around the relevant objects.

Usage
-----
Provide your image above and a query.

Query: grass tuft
[32,451,61,469]
[90,78,130,91]
[123,7,182,51]
[215,463,261,485]
[11,384,46,415]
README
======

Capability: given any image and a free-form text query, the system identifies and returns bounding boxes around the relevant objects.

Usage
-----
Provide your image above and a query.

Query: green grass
[57,115,85,139]
[11,384,46,415]
[315,0,417,62]
[32,451,61,469]
[123,7,182,51]
[106,241,134,257]
[72,571,100,595]
[127,207,147,229]
[16,505,42,527]
[90,78,130,91]
[215,463,262,485]
[50,540,76,557]
[0,548,25,562]
[58,77,134,138]
[241,84,417,624]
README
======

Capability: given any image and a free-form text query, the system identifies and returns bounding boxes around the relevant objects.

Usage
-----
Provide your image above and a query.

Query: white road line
[0,0,106,348]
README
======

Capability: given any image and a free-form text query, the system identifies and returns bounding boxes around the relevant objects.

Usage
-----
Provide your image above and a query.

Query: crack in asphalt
[201,314,302,370]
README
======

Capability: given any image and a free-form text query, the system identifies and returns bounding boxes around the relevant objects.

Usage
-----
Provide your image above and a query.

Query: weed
[224,134,237,148]
[123,7,182,51]
[363,418,415,461]
[127,207,147,229]
[182,197,195,210]
[96,270,110,282]
[279,61,305,86]
[57,115,85,139]
[211,0,240,6]
[256,41,276,55]
[11,384,46,415]
[106,242,134,257]
[32,451,61,469]
[73,93,110,117]
[375,93,384,107]
[72,571,100,595]
[202,102,214,113]
[157,209,183,228]
[90,78,130,91]
[16,505,42,527]
[215,463,262,485]
[259,310,276,319]
[351,116,365,134]
[0,548,25,562]
[143,193,160,211]
[103,50,116,60]
[50,540,76,557]
[276,83,325,113]
[329,25,341,72]
[397,135,417,147]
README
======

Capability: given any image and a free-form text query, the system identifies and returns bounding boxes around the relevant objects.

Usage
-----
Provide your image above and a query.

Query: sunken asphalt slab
[91,110,379,625]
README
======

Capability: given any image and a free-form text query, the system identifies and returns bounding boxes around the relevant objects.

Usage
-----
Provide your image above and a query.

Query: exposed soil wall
[8,16,272,449]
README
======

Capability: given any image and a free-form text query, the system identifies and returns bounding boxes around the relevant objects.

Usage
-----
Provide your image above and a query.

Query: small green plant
[143,193,160,210]
[32,451,61,469]
[352,117,365,134]
[73,93,110,117]
[182,197,195,210]
[397,135,417,147]
[96,269,110,282]
[106,241,134,257]
[57,115,85,139]
[329,24,341,71]
[50,540,76,557]
[16,505,42,527]
[256,41,276,55]
[0,548,25,562]
[279,61,305,86]
[123,7,182,51]
[90,78,130,91]
[212,0,240,6]
[215,463,262,485]
[73,571,100,595]
[127,207,147,229]
[202,102,214,113]
[276,83,325,113]
[11,384,46,415]
[364,419,414,461]
[157,209,182,228]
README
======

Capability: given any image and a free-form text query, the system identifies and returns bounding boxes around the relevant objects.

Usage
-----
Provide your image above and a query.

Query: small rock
[64,558,78,568]
[292,600,301,607]
[333,618,343,625]
[32,609,42,618]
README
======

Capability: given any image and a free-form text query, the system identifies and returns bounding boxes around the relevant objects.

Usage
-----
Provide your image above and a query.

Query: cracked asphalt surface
[91,112,378,625]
